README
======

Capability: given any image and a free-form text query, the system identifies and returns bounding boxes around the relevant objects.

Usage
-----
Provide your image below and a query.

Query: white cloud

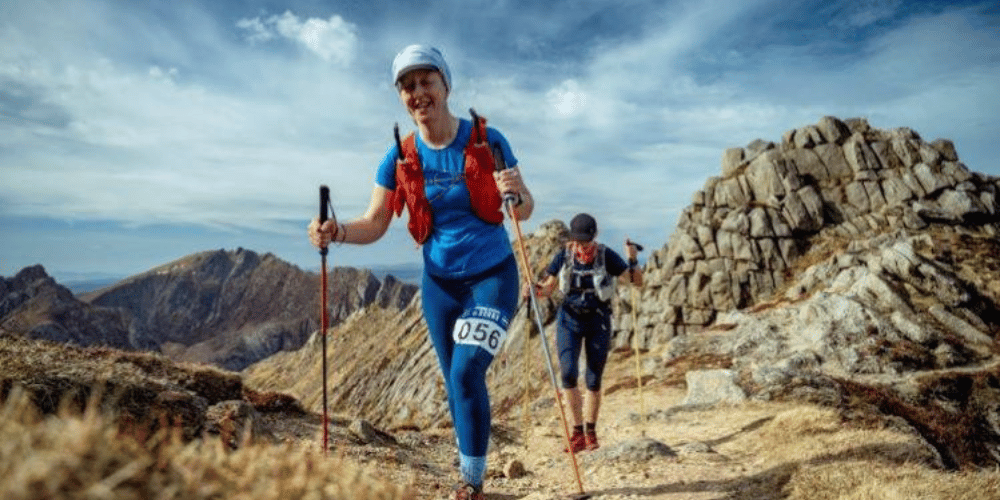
[546,79,587,117]
[234,17,274,43]
[237,11,358,65]
[1,5,388,241]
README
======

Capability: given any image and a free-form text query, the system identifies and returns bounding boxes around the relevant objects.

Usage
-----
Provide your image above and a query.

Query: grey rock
[590,437,676,463]
[682,369,747,406]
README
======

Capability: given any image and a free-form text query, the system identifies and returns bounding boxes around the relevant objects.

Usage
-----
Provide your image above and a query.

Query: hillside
[84,248,418,371]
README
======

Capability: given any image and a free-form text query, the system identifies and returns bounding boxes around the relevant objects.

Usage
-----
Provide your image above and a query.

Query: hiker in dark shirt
[533,213,643,453]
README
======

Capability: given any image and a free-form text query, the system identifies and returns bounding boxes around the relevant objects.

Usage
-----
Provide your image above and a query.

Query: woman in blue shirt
[308,45,533,500]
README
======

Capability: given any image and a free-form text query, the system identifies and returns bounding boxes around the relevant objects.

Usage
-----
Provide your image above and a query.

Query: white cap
[392,45,451,91]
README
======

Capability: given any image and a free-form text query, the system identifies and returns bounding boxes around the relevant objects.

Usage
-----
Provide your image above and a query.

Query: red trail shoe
[585,429,600,450]
[564,428,587,454]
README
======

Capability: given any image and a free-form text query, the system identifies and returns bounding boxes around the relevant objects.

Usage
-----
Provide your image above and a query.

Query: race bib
[453,307,509,356]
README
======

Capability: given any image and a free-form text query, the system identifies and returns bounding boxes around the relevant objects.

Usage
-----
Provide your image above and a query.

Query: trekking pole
[489,132,588,500]
[626,238,645,428]
[522,292,532,442]
[319,185,333,456]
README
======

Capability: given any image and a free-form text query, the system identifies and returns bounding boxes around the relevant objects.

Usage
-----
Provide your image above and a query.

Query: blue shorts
[556,305,611,391]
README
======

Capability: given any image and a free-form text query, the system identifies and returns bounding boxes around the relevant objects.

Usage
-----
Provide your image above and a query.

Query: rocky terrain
[638,116,1000,345]
[3,323,998,499]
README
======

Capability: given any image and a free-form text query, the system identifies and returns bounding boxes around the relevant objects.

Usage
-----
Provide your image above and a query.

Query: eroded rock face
[633,116,1000,346]
[635,118,1000,469]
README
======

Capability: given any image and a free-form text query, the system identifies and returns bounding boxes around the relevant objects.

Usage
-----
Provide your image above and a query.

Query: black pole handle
[319,185,332,255]
[319,185,330,223]
[393,123,404,161]
[491,141,507,172]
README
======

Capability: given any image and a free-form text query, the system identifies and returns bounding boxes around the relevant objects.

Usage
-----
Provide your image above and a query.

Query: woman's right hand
[308,216,337,249]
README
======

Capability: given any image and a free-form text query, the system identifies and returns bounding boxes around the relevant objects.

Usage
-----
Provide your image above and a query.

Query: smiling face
[396,68,449,125]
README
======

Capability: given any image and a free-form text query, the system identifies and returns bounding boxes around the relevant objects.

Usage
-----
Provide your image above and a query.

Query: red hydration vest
[389,114,505,244]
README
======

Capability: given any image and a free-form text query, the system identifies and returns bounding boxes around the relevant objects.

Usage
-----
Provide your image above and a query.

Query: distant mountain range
[58,263,423,296]
[2,249,418,371]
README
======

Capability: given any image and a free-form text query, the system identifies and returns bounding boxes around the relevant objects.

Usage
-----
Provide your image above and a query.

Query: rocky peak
[1,266,133,349]
[83,248,418,371]
[636,116,999,346]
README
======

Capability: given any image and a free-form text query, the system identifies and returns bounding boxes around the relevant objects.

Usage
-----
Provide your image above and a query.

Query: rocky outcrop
[634,116,1000,346]
[83,248,417,371]
[1,265,134,349]
[634,117,1000,469]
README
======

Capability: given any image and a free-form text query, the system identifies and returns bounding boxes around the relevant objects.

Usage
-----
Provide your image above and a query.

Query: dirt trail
[253,342,1000,500]
[312,349,937,500]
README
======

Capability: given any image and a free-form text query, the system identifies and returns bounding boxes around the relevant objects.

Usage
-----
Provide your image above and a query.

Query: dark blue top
[545,245,629,311]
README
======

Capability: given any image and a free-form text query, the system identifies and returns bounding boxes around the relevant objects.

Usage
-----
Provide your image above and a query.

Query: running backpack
[557,244,615,302]
[389,111,504,244]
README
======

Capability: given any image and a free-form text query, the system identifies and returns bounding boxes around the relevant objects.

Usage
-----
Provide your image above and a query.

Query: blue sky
[2,0,998,282]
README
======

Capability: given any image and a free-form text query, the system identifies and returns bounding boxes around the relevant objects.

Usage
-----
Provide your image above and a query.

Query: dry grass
[786,462,1000,500]
[744,406,1000,500]
[0,386,414,500]
[751,406,934,466]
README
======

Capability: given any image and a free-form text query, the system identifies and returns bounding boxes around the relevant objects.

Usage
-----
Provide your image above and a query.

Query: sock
[459,453,487,488]
[573,425,584,435]
[585,422,596,433]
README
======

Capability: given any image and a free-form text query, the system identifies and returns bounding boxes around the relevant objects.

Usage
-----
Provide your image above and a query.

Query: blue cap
[392,45,451,91]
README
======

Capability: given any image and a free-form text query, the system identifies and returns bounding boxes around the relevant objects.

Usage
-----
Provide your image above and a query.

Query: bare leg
[584,389,602,450]
[585,389,601,425]
[565,387,584,427]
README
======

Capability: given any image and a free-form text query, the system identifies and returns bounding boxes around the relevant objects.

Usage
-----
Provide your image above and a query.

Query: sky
[2,0,998,283]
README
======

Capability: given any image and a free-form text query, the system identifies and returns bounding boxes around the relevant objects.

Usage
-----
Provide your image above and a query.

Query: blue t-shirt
[545,245,629,311]
[376,118,518,279]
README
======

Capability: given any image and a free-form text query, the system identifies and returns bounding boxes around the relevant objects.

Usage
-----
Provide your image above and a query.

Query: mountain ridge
[2,248,418,371]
